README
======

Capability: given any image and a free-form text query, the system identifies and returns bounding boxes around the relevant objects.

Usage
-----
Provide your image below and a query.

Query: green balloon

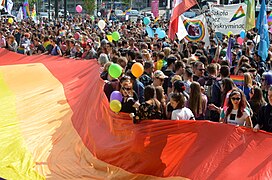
[108,63,122,78]
[112,31,120,41]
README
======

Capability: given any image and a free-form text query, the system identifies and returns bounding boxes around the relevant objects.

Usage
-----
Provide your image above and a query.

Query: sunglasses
[122,87,132,91]
[231,97,241,101]
[198,69,205,71]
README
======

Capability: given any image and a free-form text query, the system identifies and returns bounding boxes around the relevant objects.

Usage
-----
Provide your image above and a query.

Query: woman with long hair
[220,89,253,127]
[156,86,167,119]
[238,72,252,100]
[170,93,195,120]
[187,82,207,120]
[133,85,162,123]
[249,86,267,126]
[166,80,189,119]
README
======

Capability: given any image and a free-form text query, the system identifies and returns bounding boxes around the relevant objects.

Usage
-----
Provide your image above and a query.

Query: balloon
[158,30,166,39]
[74,32,80,40]
[112,31,120,41]
[110,91,123,102]
[240,30,246,39]
[108,63,122,78]
[76,5,82,13]
[8,18,13,24]
[131,62,144,78]
[110,100,122,113]
[145,26,154,38]
[143,17,151,25]
[237,37,244,45]
[98,20,106,30]
[106,34,113,42]
[227,31,233,37]
[155,28,161,35]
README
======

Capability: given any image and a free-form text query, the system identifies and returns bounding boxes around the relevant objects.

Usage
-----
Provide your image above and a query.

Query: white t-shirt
[171,107,195,120]
[226,109,250,126]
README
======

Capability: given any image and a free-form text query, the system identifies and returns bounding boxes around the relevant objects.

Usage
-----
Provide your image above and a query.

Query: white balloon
[98,20,106,30]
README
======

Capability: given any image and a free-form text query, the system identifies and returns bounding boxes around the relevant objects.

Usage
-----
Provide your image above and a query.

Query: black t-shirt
[36,44,45,54]
[257,103,272,132]
[121,91,138,113]
[193,75,201,82]
[162,69,175,93]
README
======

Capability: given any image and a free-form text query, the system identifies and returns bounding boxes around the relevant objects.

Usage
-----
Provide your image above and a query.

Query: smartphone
[230,114,236,120]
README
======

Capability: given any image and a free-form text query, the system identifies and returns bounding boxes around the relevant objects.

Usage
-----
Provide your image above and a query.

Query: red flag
[168,0,197,40]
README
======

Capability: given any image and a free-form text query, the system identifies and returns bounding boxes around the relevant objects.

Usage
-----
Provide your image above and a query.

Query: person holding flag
[168,0,197,40]
[256,0,269,62]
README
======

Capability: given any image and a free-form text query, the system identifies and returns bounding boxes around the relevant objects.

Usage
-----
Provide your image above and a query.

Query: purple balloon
[110,91,123,102]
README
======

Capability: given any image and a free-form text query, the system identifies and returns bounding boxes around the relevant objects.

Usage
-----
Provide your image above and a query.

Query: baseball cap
[154,70,168,79]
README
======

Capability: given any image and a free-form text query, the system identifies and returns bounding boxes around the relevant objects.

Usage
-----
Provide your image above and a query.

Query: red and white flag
[168,0,197,40]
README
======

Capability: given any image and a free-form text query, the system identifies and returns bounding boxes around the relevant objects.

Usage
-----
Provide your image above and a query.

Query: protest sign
[209,3,247,35]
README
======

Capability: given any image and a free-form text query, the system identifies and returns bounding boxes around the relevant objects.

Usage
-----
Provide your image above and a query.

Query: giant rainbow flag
[0,49,272,179]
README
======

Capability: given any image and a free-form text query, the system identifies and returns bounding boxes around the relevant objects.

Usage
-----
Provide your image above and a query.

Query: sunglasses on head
[231,97,241,101]
[122,87,132,91]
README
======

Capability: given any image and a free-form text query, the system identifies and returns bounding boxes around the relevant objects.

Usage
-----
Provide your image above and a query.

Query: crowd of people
[0,15,272,133]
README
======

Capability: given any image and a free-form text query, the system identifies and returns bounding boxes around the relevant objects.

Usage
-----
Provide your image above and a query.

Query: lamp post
[55,0,58,19]
[48,0,51,20]
[64,0,67,19]
[166,0,170,19]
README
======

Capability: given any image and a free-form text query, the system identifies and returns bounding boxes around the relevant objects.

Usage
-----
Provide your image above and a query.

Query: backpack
[204,77,217,103]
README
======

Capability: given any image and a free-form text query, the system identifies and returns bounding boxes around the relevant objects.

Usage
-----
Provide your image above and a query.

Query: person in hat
[153,70,168,88]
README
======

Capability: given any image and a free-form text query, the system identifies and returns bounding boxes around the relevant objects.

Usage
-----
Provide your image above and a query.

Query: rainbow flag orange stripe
[1,49,272,179]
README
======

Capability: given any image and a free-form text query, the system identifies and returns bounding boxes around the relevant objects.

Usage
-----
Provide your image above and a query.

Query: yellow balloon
[110,100,122,113]
[106,35,113,42]
[8,18,13,24]
[227,31,233,37]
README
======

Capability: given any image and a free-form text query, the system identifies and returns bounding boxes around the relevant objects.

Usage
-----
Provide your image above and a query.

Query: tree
[122,0,130,6]
[83,0,96,14]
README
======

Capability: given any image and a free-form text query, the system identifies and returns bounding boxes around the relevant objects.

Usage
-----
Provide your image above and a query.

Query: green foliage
[121,0,130,5]
[29,0,36,8]
[83,0,96,14]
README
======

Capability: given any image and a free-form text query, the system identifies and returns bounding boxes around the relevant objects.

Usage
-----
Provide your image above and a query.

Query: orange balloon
[131,62,144,78]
